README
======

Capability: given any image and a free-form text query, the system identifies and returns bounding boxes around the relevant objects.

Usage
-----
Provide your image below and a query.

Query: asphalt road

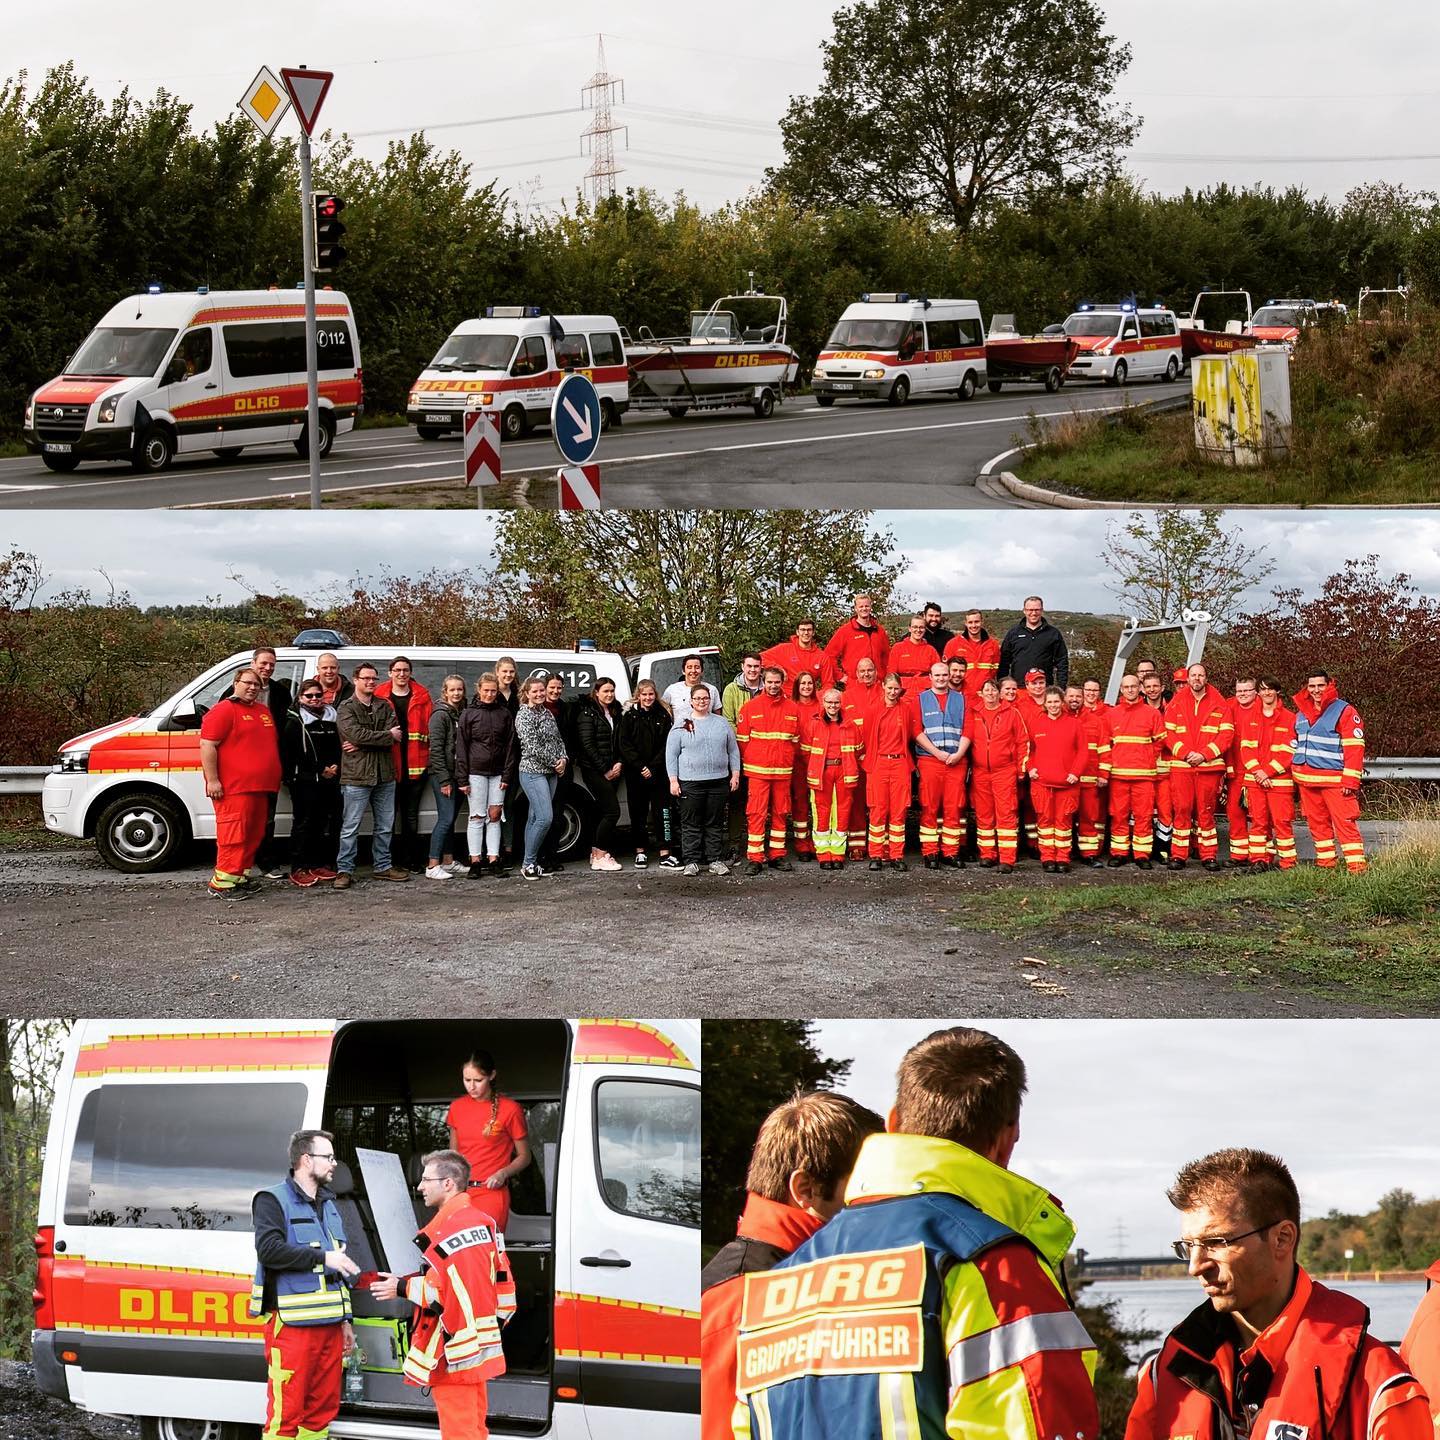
[0,383,1161,510]
[0,822,1410,1019]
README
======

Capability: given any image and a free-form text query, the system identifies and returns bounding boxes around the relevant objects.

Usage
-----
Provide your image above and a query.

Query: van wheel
[502,405,528,442]
[41,452,80,472]
[132,427,175,473]
[986,380,1003,394]
[887,376,910,406]
[416,425,444,440]
[94,791,189,873]
[957,371,977,401]
[294,413,336,459]
[814,393,835,407]
[553,794,592,860]
[213,447,244,460]
[1044,366,1064,393]
[140,1419,237,1440]
[600,399,615,432]
[752,389,775,419]
[1162,355,1181,383]
[1106,360,1128,388]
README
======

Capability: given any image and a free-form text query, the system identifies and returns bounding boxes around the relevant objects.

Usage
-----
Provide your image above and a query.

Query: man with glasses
[1127,1148,1429,1440]
[250,1129,359,1440]
[370,1151,513,1440]
[335,662,408,889]
[199,666,282,899]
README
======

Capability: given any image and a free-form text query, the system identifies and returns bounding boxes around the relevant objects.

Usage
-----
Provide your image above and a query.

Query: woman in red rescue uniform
[446,1051,531,1234]
[965,678,1030,872]
[800,688,864,869]
[789,672,825,859]
[199,666,282,897]
[862,673,913,870]
[1027,686,1088,872]
[1238,677,1298,871]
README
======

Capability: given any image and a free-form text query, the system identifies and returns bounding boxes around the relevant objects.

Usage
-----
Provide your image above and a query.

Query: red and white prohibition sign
[463,408,501,487]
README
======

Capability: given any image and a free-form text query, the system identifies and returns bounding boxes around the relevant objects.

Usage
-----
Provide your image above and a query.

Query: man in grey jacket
[334,661,409,888]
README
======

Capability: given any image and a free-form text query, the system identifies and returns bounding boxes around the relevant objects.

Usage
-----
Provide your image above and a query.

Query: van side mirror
[164,357,187,385]
[161,697,202,731]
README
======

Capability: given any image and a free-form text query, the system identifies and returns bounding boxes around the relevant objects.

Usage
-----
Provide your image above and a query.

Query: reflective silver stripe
[1366,1370,1417,1440]
[947,1311,1094,1388]
[880,1371,916,1440]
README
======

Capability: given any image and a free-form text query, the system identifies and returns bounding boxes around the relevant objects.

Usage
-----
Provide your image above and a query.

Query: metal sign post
[280,68,335,511]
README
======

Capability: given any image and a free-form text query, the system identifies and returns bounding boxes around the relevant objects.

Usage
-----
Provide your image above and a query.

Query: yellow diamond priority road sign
[238,66,291,137]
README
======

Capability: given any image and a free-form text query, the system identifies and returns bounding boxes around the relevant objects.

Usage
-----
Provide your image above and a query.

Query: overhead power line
[1134,150,1440,164]
[348,107,584,139]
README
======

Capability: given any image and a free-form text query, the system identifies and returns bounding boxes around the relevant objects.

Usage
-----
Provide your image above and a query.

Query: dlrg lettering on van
[32,1018,700,1440]
[22,288,363,474]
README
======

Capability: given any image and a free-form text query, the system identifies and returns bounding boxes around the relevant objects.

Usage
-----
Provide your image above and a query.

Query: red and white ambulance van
[407,309,629,443]
[22,288,363,473]
[1059,302,1184,386]
[811,294,987,406]
[40,637,722,873]
[32,1018,700,1440]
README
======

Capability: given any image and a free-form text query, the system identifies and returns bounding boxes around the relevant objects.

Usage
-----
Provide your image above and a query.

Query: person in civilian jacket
[574,677,626,872]
[619,679,676,868]
[999,595,1070,688]
[282,680,342,886]
[458,672,519,878]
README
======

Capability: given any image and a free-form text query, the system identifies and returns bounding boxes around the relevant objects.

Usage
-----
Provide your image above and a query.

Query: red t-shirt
[445,1093,528,1185]
[200,697,281,794]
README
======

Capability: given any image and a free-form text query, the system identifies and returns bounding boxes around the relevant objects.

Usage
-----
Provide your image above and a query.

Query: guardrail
[4,757,1438,798]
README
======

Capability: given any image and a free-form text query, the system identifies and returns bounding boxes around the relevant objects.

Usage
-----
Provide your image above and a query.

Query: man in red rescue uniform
[370,1149,512,1440]
[801,688,865,869]
[1237,676,1297,871]
[761,618,836,693]
[1223,676,1260,865]
[863,672,913,870]
[1142,671,1174,857]
[964,678,1029,872]
[376,657,434,874]
[1165,662,1233,871]
[842,657,883,860]
[200,666,282,898]
[700,1091,884,1440]
[1126,1148,1429,1440]
[889,614,938,695]
[908,659,971,869]
[824,592,890,685]
[944,608,1001,700]
[1014,668,1049,854]
[1107,673,1165,869]
[736,667,803,874]
[1292,670,1367,872]
[250,1129,360,1440]
[1068,683,1112,867]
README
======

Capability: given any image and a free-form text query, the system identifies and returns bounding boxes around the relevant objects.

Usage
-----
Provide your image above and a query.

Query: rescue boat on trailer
[626,280,801,418]
[1177,288,1257,360]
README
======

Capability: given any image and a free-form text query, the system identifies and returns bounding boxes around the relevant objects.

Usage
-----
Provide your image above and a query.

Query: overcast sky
[816,1020,1440,1256]
[9,2,1439,213]
[4,510,1437,615]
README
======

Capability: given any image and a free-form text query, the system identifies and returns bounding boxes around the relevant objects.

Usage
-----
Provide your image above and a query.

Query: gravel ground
[0,1361,137,1440]
[0,830,1412,1018]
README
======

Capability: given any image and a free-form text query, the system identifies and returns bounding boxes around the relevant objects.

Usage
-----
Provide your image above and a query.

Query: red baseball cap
[1172,667,1189,683]
[1024,668,1046,682]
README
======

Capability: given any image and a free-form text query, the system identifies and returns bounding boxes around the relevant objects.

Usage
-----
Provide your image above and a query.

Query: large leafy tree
[767,0,1139,231]
[701,1021,851,1251]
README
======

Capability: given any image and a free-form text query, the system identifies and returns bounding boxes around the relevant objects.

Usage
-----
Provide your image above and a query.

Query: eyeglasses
[1170,1222,1277,1261]
[309,1150,336,1162]
[301,692,322,701]
[418,1174,443,1185]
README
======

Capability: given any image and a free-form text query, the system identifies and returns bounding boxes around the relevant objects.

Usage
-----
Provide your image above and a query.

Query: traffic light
[312,192,347,272]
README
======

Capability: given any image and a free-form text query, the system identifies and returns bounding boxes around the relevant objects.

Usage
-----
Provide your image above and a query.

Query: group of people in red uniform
[735,598,1369,876]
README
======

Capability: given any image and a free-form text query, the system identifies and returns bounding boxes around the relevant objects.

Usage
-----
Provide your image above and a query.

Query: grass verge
[1014,404,1440,504]
[959,821,1440,1005]
[0,796,77,851]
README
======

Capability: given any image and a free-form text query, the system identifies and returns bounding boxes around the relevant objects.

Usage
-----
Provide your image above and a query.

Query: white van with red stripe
[41,637,722,873]
[1059,302,1184,386]
[407,309,629,443]
[32,1018,699,1440]
[22,289,363,474]
[811,294,987,406]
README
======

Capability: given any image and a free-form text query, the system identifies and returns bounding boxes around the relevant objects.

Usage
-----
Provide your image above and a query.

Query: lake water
[1082,1276,1426,1360]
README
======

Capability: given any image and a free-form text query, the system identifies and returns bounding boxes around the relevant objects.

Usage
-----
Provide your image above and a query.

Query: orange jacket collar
[736,1192,825,1253]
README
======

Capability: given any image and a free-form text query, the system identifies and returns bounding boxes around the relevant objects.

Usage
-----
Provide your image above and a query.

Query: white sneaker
[709,860,730,876]
[590,853,623,872]
[683,861,701,877]
[446,861,469,877]
[424,865,453,880]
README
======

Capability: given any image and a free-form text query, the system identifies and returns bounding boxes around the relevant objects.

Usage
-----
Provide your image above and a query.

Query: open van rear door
[557,1020,701,1440]
[632,646,724,700]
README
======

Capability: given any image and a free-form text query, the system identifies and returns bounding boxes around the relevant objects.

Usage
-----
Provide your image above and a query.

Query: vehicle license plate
[45,443,72,453]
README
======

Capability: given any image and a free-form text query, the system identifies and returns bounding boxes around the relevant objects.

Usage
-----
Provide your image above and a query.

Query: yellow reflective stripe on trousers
[946,1310,1095,1388]
[878,1370,921,1440]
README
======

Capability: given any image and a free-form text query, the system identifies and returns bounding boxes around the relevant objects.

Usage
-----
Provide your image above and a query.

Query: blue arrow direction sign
[551,372,601,466]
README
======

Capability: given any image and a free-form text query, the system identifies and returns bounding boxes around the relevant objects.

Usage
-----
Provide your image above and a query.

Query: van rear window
[589,332,624,367]
[594,1080,699,1228]
[64,1082,308,1229]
